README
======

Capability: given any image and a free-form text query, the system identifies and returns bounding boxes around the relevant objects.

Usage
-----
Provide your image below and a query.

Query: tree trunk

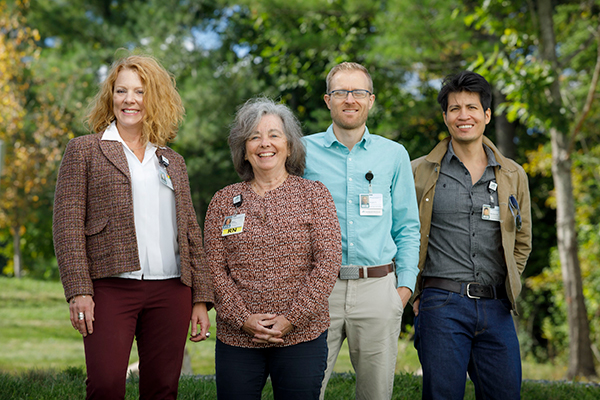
[12,223,22,279]
[538,0,597,379]
[492,87,517,159]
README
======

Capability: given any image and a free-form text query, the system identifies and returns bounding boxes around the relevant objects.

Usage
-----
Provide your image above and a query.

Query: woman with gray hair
[204,97,342,400]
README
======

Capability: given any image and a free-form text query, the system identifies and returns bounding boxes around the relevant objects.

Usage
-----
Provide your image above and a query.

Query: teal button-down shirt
[303,125,421,291]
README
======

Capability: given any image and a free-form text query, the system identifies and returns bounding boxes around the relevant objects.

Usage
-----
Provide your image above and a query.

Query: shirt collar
[323,124,372,150]
[101,121,157,154]
[101,121,123,142]
[444,140,501,168]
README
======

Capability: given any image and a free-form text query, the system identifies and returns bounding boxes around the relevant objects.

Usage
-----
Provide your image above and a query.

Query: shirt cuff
[395,269,417,293]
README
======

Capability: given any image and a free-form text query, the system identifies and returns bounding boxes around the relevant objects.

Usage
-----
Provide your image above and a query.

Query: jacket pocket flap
[84,217,109,236]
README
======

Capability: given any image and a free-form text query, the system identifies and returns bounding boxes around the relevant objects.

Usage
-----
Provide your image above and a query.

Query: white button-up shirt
[101,122,180,280]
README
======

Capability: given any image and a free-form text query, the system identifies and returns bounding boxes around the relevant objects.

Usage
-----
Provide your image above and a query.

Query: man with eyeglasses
[303,62,420,400]
[411,70,532,400]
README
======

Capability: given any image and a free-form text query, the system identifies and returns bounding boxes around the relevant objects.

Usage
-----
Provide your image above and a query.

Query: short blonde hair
[326,62,373,94]
[85,54,185,147]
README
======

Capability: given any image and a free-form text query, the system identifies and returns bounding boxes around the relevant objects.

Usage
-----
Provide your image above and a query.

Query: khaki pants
[320,272,404,400]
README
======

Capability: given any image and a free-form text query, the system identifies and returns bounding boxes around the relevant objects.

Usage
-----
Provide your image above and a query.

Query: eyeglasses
[508,195,522,231]
[328,89,372,100]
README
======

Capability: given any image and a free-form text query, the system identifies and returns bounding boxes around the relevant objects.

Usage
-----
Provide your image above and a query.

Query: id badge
[222,214,245,236]
[482,205,500,221]
[158,167,174,190]
[359,193,383,216]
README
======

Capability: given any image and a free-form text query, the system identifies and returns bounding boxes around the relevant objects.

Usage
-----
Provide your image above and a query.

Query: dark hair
[228,97,305,181]
[437,71,492,113]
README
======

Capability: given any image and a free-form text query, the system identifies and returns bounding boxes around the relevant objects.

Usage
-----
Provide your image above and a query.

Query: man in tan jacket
[411,70,531,400]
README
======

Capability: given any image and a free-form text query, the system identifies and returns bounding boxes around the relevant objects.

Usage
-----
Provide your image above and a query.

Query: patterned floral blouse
[204,175,342,348]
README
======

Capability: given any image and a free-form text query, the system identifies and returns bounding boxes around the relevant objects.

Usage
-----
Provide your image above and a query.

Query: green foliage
[0,0,69,277]
[2,0,599,369]
[521,144,600,361]
[459,0,600,368]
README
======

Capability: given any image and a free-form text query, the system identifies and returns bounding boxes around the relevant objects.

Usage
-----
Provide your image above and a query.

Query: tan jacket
[53,133,213,305]
[411,136,532,310]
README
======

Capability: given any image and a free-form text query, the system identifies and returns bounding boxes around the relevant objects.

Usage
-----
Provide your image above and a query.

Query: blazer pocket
[85,217,111,263]
[85,217,109,236]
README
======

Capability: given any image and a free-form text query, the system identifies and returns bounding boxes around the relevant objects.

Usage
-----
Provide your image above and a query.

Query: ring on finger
[78,312,84,320]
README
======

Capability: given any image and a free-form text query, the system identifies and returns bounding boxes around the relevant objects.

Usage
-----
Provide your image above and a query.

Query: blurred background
[1,0,599,381]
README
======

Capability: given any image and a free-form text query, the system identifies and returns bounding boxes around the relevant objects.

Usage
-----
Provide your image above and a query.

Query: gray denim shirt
[422,142,506,285]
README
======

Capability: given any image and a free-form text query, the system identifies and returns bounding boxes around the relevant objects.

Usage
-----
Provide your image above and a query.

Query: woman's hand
[268,315,293,338]
[189,302,211,342]
[243,314,293,344]
[69,295,95,337]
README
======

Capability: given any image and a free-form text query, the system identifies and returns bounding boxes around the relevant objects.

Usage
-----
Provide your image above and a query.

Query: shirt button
[350,243,354,246]
[348,200,352,204]
[425,198,429,202]
[349,221,354,225]
[472,254,476,257]
[349,158,352,161]
[349,178,353,182]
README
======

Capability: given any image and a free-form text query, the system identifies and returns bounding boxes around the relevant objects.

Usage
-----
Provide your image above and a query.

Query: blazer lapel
[100,140,131,180]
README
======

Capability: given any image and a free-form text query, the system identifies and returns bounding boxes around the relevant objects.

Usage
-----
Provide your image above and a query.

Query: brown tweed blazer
[53,133,213,305]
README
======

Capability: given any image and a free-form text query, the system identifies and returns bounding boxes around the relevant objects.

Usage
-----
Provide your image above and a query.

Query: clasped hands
[243,313,293,344]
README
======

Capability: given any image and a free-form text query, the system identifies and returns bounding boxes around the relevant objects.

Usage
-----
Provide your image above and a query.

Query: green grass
[0,276,419,376]
[1,276,597,399]
[1,368,599,399]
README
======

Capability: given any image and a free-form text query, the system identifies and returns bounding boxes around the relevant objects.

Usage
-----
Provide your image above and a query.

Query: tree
[0,0,68,278]
[469,0,599,379]
[537,0,598,379]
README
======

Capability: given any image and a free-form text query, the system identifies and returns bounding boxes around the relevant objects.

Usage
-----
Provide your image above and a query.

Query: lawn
[0,276,580,381]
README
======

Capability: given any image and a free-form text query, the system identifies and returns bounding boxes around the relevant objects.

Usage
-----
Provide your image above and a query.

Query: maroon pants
[83,278,192,400]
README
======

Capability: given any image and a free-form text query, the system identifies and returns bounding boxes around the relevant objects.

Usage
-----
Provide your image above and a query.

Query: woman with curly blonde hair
[53,53,213,400]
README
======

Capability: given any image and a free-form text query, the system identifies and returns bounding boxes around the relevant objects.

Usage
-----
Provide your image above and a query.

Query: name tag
[222,214,245,236]
[158,167,174,190]
[482,205,500,221]
[359,193,383,216]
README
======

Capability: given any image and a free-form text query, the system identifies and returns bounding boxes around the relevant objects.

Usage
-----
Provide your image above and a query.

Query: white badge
[158,167,174,190]
[482,205,500,221]
[222,214,246,236]
[359,193,383,216]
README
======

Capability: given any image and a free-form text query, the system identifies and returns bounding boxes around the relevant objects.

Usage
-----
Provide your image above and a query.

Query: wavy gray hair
[228,97,305,181]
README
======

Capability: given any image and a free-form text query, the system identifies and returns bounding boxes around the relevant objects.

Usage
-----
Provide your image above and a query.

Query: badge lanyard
[360,170,383,216]
[222,194,245,236]
[158,155,174,190]
[482,181,500,221]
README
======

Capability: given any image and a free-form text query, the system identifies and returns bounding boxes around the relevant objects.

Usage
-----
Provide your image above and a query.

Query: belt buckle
[466,283,480,299]
[339,266,360,280]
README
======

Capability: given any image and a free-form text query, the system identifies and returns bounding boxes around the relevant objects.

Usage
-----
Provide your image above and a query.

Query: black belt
[423,277,507,299]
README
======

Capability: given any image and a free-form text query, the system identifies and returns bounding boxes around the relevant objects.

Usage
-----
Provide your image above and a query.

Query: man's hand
[413,298,420,316]
[396,286,412,308]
